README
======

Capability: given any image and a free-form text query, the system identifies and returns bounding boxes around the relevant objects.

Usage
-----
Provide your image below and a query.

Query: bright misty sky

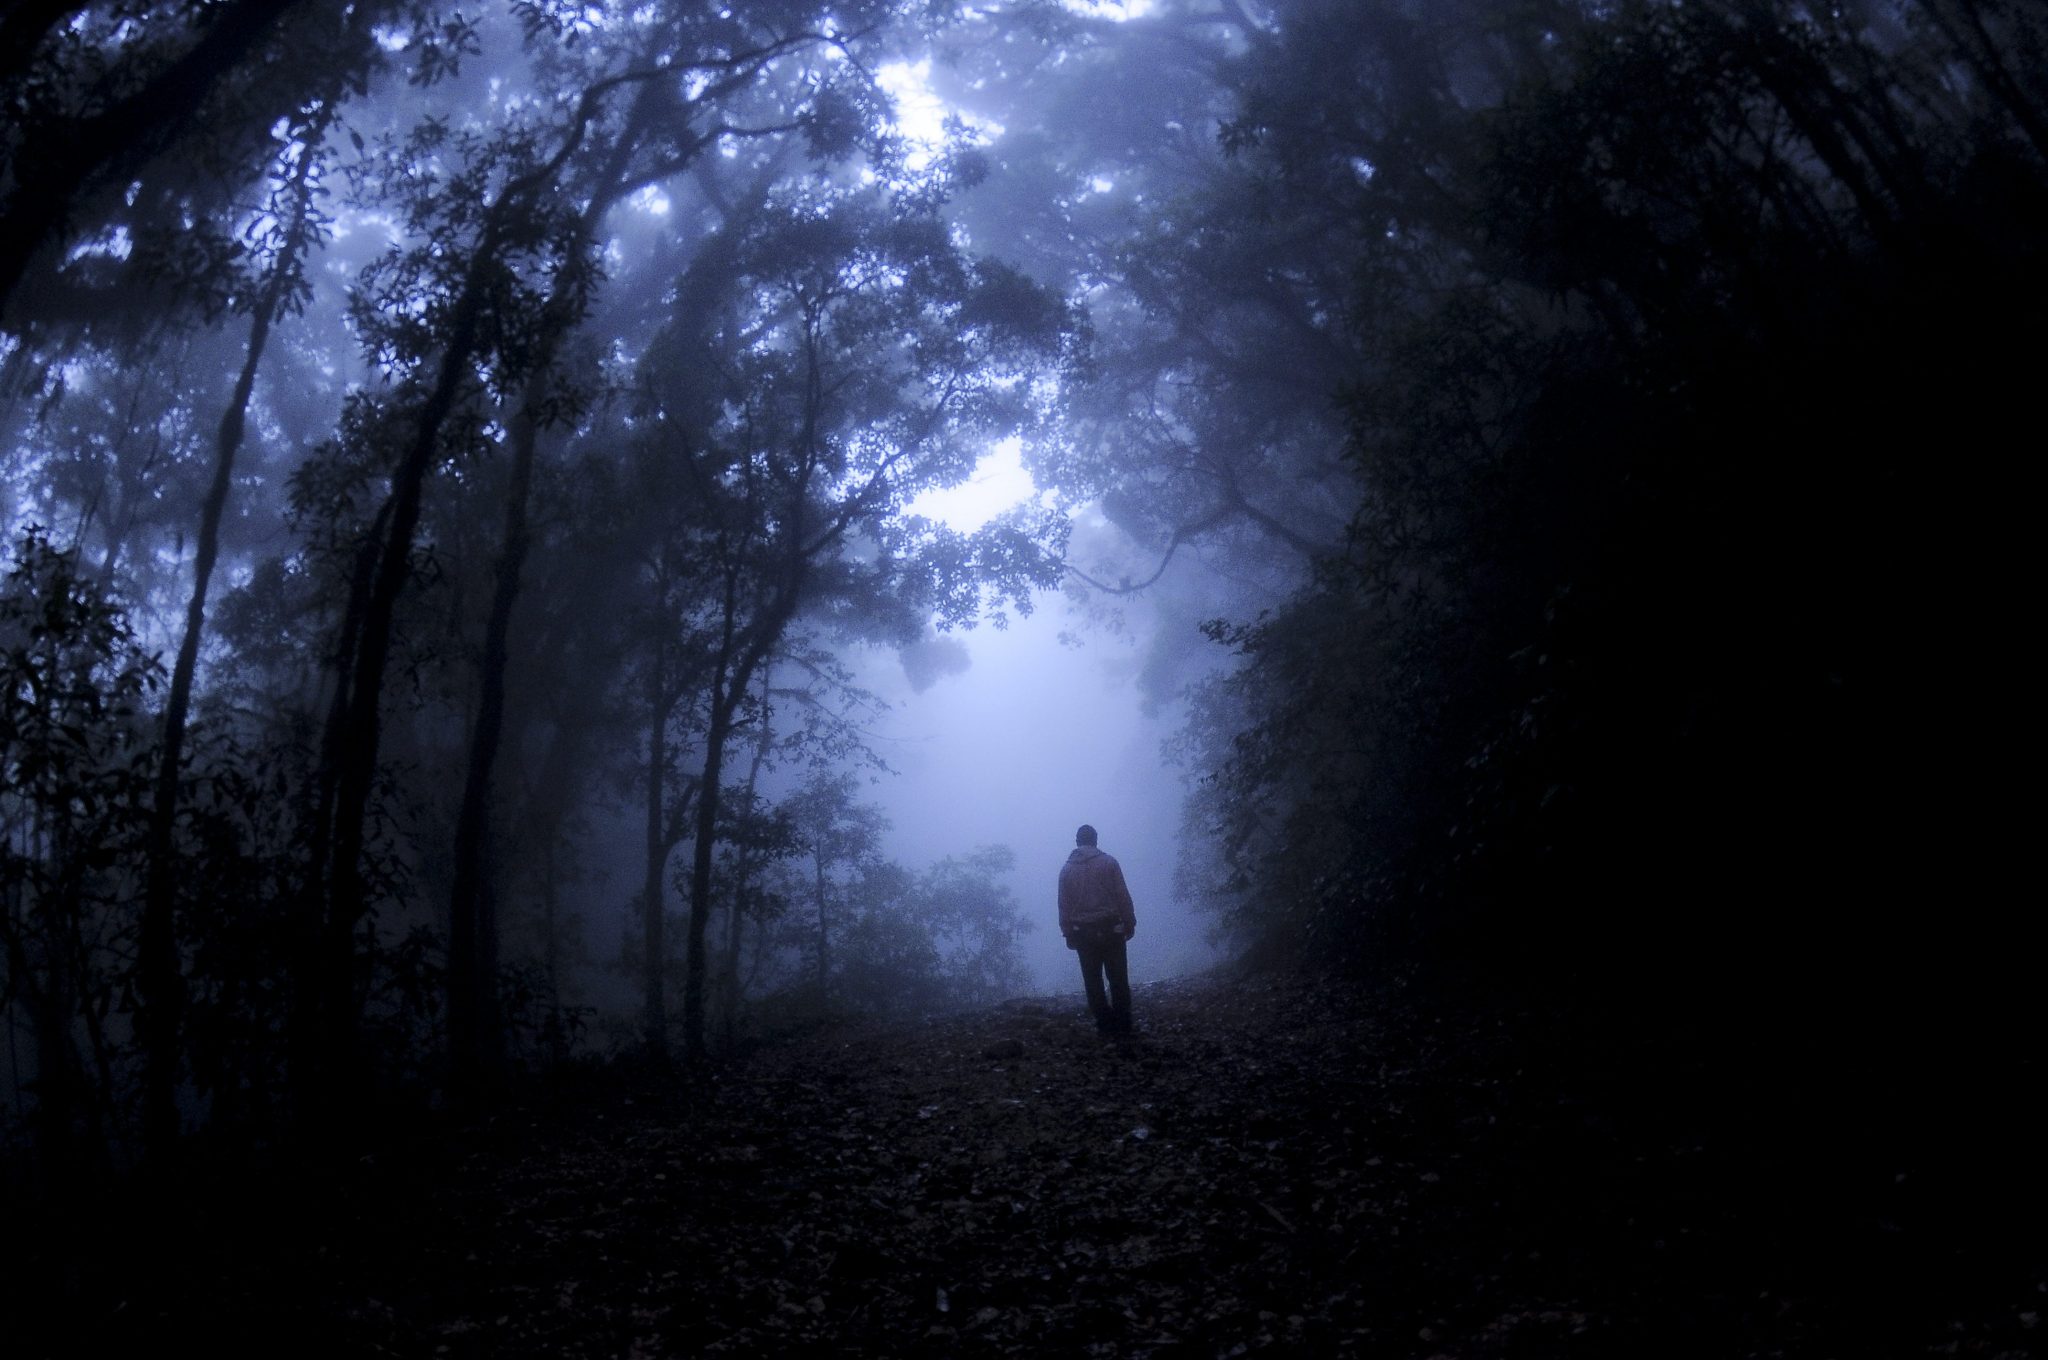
[878,444,1217,993]
[862,595,1207,996]
[904,435,1040,531]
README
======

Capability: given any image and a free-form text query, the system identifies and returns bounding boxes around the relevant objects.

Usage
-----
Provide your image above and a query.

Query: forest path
[59,971,2043,1357]
[387,973,1429,1357]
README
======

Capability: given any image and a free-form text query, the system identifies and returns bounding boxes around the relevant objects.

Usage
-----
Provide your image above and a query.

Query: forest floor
[24,968,2046,1357]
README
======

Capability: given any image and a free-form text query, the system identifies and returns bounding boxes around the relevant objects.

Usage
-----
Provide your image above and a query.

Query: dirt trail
[52,971,2046,1357]
[393,975,1407,1357]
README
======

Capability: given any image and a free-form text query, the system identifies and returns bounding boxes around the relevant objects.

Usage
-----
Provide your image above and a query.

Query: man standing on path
[1059,824,1137,1036]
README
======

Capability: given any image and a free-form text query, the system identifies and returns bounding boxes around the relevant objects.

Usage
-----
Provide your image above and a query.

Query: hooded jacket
[1058,845,1137,938]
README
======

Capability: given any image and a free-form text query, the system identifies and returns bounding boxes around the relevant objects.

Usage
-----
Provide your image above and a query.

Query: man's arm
[1111,860,1136,938]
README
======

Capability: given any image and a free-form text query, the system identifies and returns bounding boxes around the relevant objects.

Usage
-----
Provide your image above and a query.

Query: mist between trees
[1,0,2041,1184]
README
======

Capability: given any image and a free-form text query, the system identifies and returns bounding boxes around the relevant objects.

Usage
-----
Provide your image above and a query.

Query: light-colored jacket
[1058,846,1136,937]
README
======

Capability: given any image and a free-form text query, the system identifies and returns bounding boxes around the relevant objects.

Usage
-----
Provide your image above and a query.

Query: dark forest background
[1,0,2040,1257]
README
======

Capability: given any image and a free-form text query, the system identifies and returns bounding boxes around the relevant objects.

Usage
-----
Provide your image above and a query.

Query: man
[1058,824,1137,1036]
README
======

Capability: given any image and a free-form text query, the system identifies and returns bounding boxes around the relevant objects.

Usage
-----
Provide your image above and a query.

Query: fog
[864,591,1213,993]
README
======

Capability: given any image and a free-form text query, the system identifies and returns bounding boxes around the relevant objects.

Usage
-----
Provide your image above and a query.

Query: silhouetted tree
[0,530,159,1181]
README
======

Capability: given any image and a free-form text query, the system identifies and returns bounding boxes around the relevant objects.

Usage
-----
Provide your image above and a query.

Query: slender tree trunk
[321,69,664,1093]
[813,844,831,998]
[444,108,649,1100]
[319,217,505,1092]
[138,115,326,1161]
[681,579,801,1062]
[541,836,564,1063]
[444,408,534,1100]
[641,640,674,1057]
[682,694,735,1066]
[291,498,387,1120]
[4,912,79,1186]
[680,549,809,1061]
[719,868,749,1049]
[720,666,774,1049]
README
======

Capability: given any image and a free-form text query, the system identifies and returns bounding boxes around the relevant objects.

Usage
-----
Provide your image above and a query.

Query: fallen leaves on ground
[41,971,2047,1358]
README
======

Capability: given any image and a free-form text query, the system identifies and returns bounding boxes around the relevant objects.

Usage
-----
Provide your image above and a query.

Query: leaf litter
[41,971,2047,1358]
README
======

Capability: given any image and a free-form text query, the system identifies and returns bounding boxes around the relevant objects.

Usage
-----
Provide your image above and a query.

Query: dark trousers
[1075,932,1131,1034]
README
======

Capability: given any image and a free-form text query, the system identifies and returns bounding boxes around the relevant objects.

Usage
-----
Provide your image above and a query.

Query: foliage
[836,844,1032,1017]
[0,528,161,1165]
[1165,0,2046,1035]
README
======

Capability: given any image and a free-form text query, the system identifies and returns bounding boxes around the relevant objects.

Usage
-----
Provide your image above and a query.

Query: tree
[0,530,160,1181]
[782,771,892,1001]
[916,845,1031,1010]
[137,99,337,1158]
[711,663,798,1048]
[835,859,939,1017]
[624,183,1070,1060]
[1159,0,2045,1032]
[0,0,404,326]
[302,2,887,1094]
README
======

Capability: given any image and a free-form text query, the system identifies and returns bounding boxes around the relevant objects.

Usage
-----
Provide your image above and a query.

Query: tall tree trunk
[137,113,327,1161]
[541,836,565,1063]
[814,850,831,999]
[320,257,494,1087]
[444,407,534,1101]
[319,65,668,1093]
[291,497,387,1121]
[720,665,775,1049]
[682,584,796,1062]
[682,693,736,1066]
[641,640,675,1057]
[444,107,650,1101]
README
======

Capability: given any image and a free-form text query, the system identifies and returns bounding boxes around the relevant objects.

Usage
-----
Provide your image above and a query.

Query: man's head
[1076,824,1098,847]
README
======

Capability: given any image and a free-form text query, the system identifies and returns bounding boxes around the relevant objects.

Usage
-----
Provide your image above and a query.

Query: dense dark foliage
[1150,0,2048,1272]
[1172,1,2043,1020]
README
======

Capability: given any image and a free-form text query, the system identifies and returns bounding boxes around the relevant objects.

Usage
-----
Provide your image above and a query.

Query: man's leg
[1076,938,1112,1031]
[1104,936,1132,1034]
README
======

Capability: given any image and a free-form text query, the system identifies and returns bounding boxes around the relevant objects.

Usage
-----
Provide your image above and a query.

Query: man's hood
[1067,846,1105,864]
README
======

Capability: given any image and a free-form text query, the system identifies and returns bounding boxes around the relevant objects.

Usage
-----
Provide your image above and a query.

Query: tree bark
[444,405,534,1100]
[682,594,801,1062]
[316,60,655,1094]
[290,497,386,1121]
[444,100,652,1099]
[317,258,490,1093]
[541,836,564,1063]
[720,665,774,1049]
[682,691,734,1066]
[137,114,326,1162]
[641,639,675,1057]
[813,845,832,998]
